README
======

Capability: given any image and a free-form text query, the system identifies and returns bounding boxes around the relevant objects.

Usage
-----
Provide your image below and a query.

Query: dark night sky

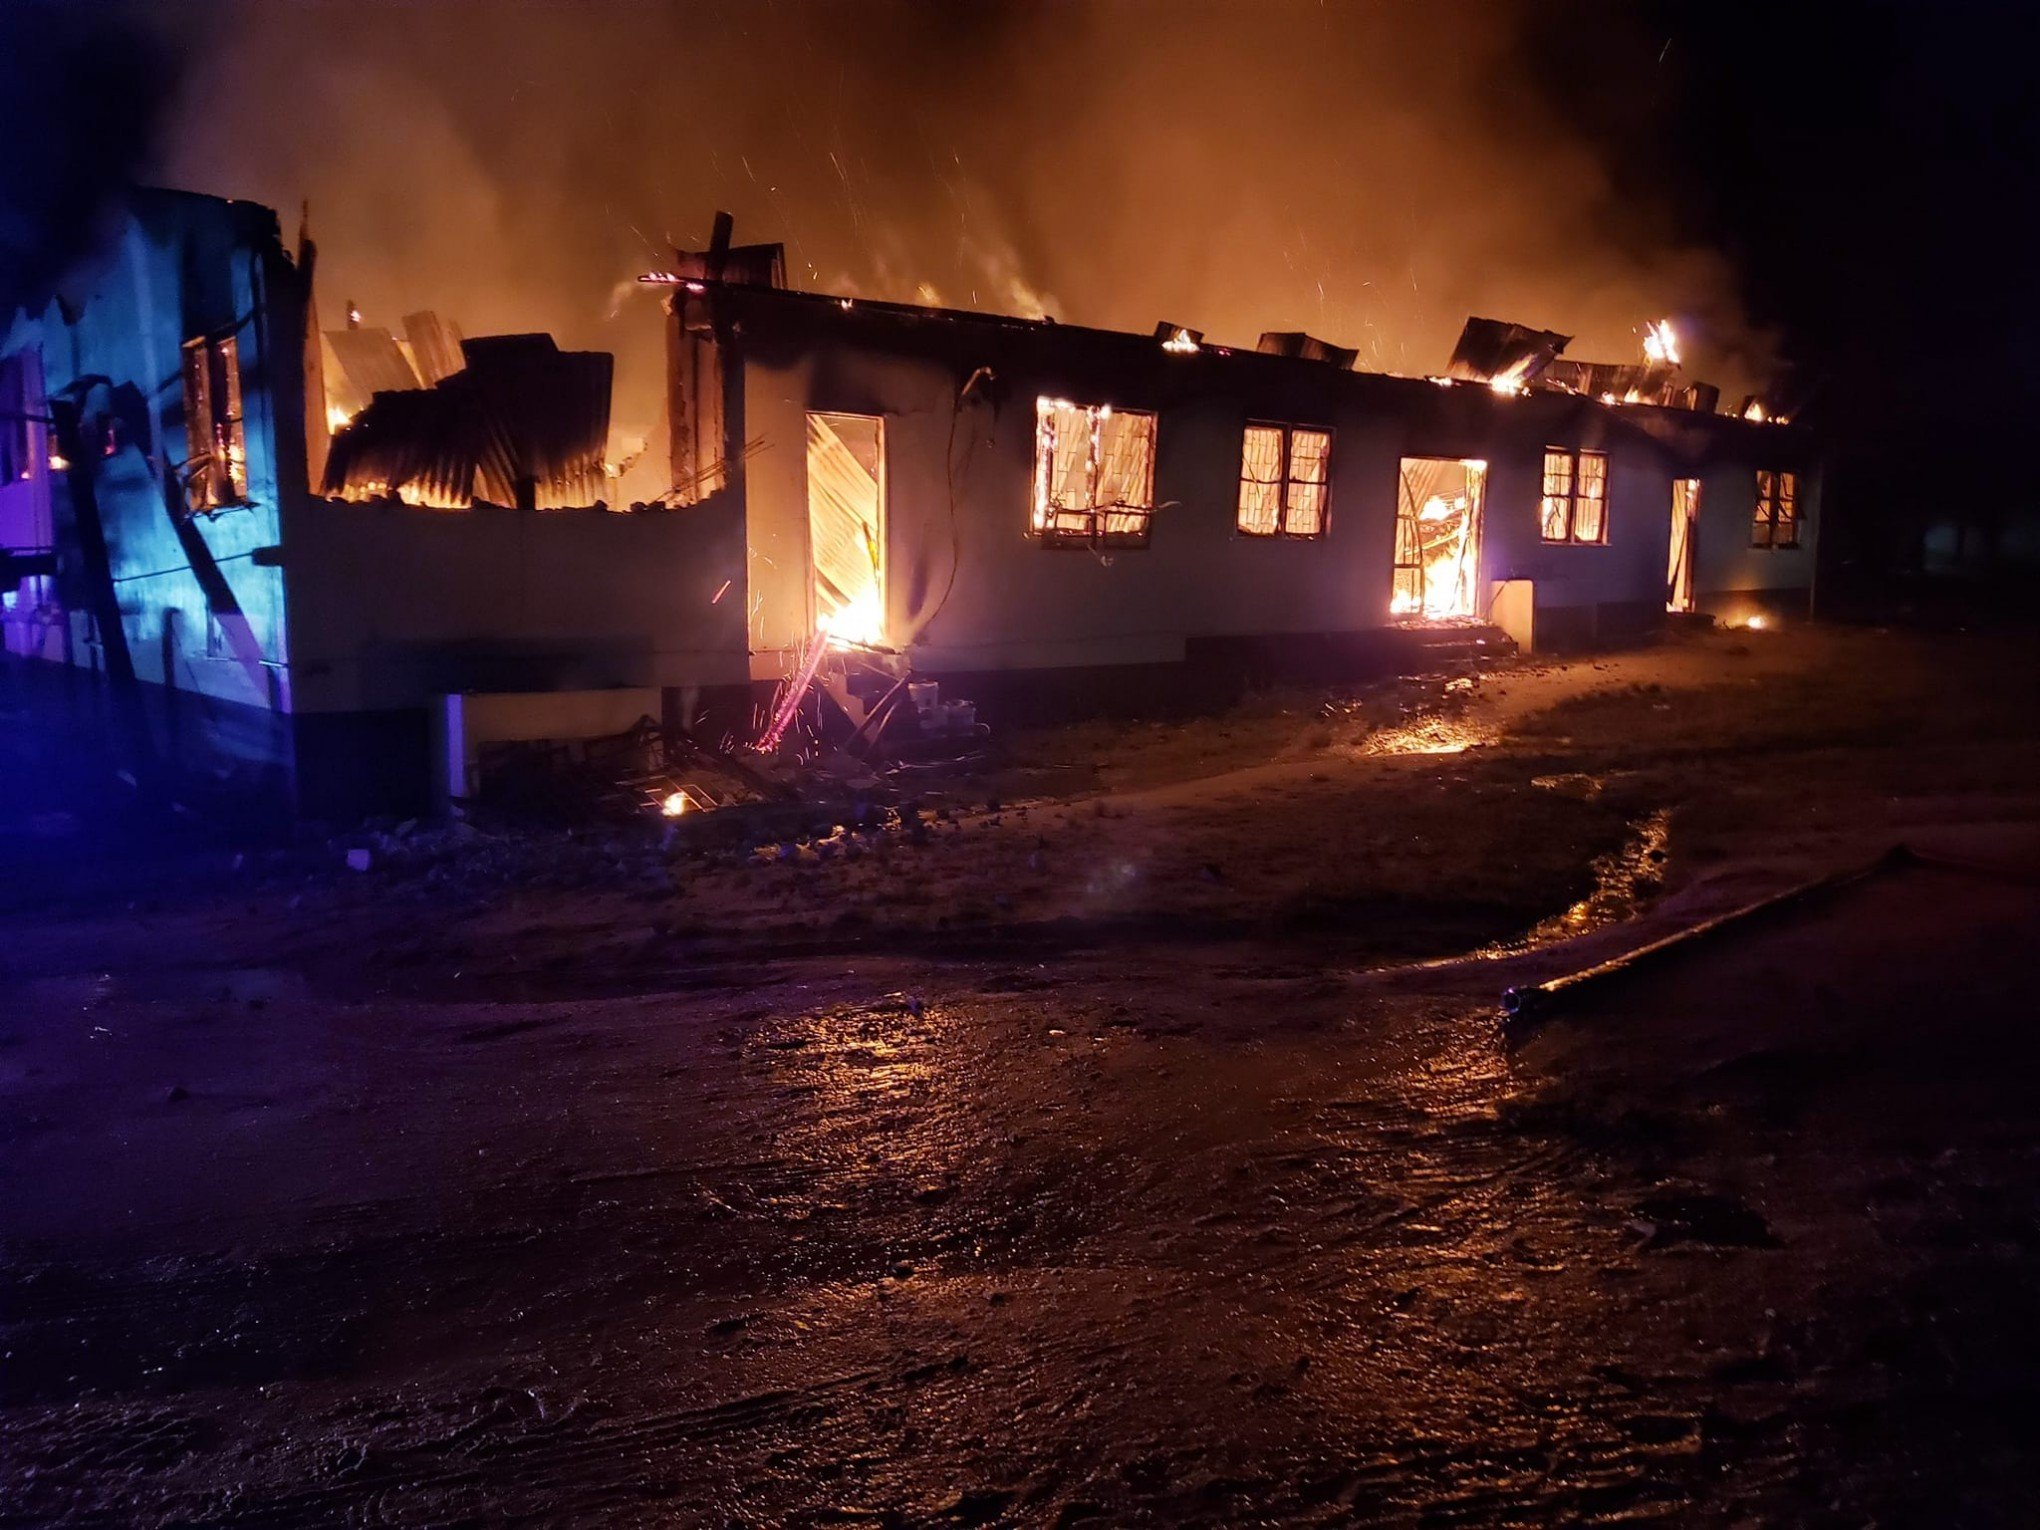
[5,1,2034,569]
[1530,3,2040,563]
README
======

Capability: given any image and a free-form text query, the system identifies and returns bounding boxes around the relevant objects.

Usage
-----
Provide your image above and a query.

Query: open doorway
[1393,457,1485,620]
[805,412,886,644]
[1667,477,1700,613]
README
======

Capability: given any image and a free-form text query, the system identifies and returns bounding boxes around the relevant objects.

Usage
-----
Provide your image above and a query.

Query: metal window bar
[1774,470,1799,547]
[1034,400,1155,545]
[1286,428,1330,537]
[1238,423,1331,537]
[1541,448,1608,544]
[1540,448,1574,542]
[1237,424,1284,535]
[1573,450,1608,543]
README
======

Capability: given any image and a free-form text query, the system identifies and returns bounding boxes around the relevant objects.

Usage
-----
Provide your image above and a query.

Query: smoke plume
[144,0,1763,433]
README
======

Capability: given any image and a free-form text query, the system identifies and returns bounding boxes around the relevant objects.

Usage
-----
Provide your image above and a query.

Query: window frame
[1539,446,1610,546]
[181,333,249,511]
[1031,397,1158,548]
[1751,468,1800,549]
[1236,421,1333,539]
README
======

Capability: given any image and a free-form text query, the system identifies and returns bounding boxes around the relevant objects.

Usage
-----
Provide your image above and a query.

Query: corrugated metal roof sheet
[1255,332,1358,369]
[323,327,421,420]
[321,333,613,509]
[402,310,466,386]
[1445,317,1571,385]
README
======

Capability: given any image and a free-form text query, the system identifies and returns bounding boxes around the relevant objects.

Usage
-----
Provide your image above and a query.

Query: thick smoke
[151,0,1763,441]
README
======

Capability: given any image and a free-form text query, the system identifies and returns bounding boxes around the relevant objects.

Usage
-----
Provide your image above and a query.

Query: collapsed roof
[1445,314,1721,413]
[1446,317,1571,387]
[322,333,613,509]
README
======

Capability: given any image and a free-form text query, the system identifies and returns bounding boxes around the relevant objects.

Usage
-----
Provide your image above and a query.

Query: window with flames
[1033,398,1156,546]
[1237,423,1331,537]
[181,334,248,510]
[1540,447,1608,544]
[1752,469,1799,548]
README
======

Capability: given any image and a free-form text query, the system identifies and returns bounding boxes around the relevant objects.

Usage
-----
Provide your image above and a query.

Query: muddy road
[6,626,2040,1525]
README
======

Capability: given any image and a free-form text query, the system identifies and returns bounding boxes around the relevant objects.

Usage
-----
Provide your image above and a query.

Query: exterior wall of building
[1480,407,1677,643]
[279,498,750,714]
[723,291,1821,677]
[1,190,305,777]
[1630,407,1822,617]
[276,497,749,815]
[735,302,1448,680]
[1691,459,1822,613]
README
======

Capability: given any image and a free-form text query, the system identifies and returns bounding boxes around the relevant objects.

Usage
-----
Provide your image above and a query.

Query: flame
[1642,318,1680,367]
[661,789,691,817]
[1391,460,1484,620]
[819,585,885,647]
[1488,356,1533,395]
[326,404,358,434]
[1741,613,1768,631]
[1743,400,1767,422]
[1161,328,1199,354]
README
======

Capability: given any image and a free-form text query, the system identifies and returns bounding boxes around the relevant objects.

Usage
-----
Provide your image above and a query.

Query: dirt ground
[5,622,2040,1525]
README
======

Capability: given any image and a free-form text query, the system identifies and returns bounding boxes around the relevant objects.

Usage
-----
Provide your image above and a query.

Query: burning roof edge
[689,281,1792,428]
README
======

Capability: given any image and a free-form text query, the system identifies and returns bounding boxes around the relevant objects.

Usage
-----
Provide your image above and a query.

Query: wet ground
[5,624,2040,1525]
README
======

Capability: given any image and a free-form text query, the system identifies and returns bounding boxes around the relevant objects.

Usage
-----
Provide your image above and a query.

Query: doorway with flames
[1393,457,1486,621]
[1666,477,1701,613]
[805,412,887,645]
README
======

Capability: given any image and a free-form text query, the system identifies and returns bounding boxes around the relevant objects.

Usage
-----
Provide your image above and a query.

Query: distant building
[2,189,1820,816]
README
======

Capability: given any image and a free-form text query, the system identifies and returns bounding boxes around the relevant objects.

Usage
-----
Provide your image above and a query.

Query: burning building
[1,189,1818,816]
